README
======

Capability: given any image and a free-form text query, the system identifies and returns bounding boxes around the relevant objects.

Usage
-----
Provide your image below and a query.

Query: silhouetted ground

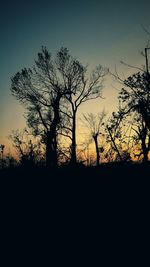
[1,161,149,226]
[0,161,150,178]
[1,162,149,211]
[0,161,149,250]
[0,161,150,180]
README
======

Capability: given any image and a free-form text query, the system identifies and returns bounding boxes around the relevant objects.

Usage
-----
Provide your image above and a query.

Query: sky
[0,0,150,154]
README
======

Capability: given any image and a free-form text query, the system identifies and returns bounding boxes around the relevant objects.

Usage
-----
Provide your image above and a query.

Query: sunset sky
[0,0,150,154]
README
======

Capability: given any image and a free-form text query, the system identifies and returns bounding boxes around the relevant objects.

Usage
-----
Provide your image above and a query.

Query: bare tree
[9,129,43,166]
[11,47,86,168]
[109,45,150,162]
[130,114,150,162]
[82,111,106,166]
[117,72,150,162]
[106,108,124,162]
[62,65,108,165]
[105,98,139,163]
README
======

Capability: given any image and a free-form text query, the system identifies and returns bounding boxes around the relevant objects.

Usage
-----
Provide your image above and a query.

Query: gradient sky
[0,0,150,153]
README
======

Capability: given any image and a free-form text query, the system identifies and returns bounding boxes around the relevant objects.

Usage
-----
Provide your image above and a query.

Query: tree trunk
[46,130,58,168]
[93,134,100,166]
[46,131,52,167]
[107,126,122,161]
[46,94,61,168]
[142,137,148,163]
[70,110,77,166]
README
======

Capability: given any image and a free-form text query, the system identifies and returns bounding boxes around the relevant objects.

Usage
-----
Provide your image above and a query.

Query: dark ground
[0,161,149,264]
[0,161,150,178]
[1,162,149,203]
[1,161,149,198]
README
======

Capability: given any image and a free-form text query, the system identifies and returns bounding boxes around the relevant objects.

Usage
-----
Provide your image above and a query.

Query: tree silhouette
[131,114,150,161]
[62,65,107,165]
[109,44,150,163]
[82,111,106,166]
[11,47,86,168]
[118,71,150,162]
[106,109,133,162]
[9,129,42,166]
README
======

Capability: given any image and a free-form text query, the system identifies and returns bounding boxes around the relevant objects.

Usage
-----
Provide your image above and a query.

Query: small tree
[117,71,150,162]
[9,129,43,167]
[62,65,108,166]
[105,102,136,162]
[82,111,106,166]
[130,114,150,162]
[110,45,150,162]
